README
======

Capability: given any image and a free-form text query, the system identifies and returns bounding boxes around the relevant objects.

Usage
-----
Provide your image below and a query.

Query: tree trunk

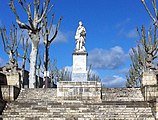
[21,58,26,88]
[44,45,49,88]
[29,33,39,88]
[44,45,49,72]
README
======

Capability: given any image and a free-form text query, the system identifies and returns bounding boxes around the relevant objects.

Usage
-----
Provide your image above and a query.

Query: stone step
[5,101,151,110]
[2,88,155,119]
[3,102,153,113]
[102,88,144,101]
[2,115,154,120]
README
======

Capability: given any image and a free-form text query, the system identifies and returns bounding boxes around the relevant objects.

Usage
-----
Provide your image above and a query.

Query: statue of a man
[75,21,86,52]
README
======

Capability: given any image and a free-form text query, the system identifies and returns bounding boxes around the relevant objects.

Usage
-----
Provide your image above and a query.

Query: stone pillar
[141,71,157,86]
[141,71,158,119]
[6,72,21,88]
[72,52,88,82]
[141,71,158,101]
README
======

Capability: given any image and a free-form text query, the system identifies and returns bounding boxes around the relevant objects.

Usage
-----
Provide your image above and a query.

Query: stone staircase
[2,88,155,120]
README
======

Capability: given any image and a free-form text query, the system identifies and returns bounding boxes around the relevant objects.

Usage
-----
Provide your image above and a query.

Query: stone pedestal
[142,71,157,86]
[141,71,158,119]
[6,72,21,88]
[57,81,101,103]
[141,85,158,101]
[72,52,88,82]
[141,71,158,101]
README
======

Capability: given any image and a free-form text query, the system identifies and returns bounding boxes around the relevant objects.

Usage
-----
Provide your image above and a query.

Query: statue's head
[79,21,83,26]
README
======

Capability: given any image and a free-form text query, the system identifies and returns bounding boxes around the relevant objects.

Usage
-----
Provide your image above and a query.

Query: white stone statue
[75,21,86,52]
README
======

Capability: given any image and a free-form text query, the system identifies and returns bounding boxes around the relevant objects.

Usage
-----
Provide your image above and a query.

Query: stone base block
[142,71,157,86]
[57,81,101,103]
[5,72,21,88]
[72,52,88,82]
[71,72,87,82]
[141,85,158,101]
[1,85,20,101]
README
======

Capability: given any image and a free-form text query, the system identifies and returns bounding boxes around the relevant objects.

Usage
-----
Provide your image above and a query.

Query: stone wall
[102,88,144,101]
[140,71,158,119]
[5,72,20,88]
[1,85,20,101]
[57,81,101,103]
[141,85,158,101]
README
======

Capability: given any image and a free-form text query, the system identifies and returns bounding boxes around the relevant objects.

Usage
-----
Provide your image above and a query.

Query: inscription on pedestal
[72,52,88,82]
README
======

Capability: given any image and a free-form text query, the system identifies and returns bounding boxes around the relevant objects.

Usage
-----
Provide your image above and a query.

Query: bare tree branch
[0,28,9,54]
[36,0,50,24]
[10,0,59,88]
[9,0,31,30]
[49,17,62,43]
[141,0,158,27]
[0,25,21,64]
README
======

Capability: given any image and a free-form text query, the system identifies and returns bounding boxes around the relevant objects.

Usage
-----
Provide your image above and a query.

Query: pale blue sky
[0,0,153,87]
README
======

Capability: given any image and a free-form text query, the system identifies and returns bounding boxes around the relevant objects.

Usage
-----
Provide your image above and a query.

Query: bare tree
[131,45,145,71]
[87,65,101,81]
[36,53,43,88]
[17,36,30,88]
[139,26,158,70]
[0,25,21,71]
[127,0,158,87]
[127,26,158,87]
[87,64,92,81]
[9,0,54,88]
[58,68,72,81]
[48,59,59,87]
[41,15,62,88]
[141,0,158,27]
[127,45,144,87]
[90,74,101,81]
[126,65,139,88]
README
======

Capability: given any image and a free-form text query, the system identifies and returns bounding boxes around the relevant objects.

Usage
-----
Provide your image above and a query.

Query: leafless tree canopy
[0,25,21,65]
[9,0,59,88]
[41,14,62,72]
[127,0,158,87]
[127,26,158,87]
[141,0,158,27]
[9,0,53,33]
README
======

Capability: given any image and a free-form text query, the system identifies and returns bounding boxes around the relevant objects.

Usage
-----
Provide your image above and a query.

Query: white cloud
[116,18,138,39]
[126,28,138,38]
[102,75,126,88]
[88,46,128,69]
[44,25,72,44]
[53,31,68,43]
[116,18,131,29]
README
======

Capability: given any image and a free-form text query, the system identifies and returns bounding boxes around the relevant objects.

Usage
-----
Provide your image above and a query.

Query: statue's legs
[82,46,86,51]
[80,39,86,51]
[76,40,79,50]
